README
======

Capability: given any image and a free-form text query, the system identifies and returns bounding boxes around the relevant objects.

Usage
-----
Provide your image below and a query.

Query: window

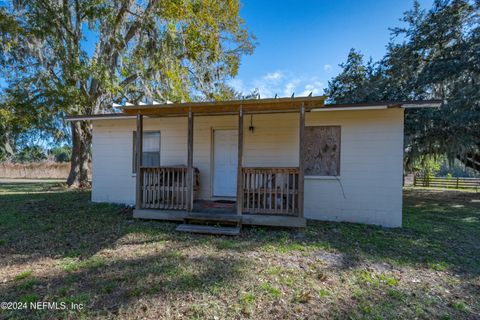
[132,131,161,173]
[304,126,341,176]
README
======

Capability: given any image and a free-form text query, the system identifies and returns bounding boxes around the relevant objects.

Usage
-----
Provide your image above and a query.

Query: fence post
[456,177,459,189]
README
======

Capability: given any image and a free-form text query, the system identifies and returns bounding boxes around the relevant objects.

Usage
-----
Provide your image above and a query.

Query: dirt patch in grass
[0,183,479,319]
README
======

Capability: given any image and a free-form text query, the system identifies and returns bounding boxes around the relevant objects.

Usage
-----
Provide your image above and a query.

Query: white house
[67,96,440,234]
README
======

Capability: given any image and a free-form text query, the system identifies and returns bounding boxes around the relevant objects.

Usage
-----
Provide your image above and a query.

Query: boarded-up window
[132,131,161,173]
[304,126,341,176]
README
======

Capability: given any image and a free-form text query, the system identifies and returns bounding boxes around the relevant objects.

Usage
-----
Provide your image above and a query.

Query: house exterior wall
[91,108,404,227]
[304,109,404,228]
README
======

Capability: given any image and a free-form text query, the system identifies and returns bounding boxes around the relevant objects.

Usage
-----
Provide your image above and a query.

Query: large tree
[325,0,480,171]
[0,0,254,186]
[324,49,385,104]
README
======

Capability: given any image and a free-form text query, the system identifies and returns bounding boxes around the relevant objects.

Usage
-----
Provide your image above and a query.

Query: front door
[213,129,238,197]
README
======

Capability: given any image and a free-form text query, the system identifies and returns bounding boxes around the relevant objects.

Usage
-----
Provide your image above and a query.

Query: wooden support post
[236,106,244,215]
[187,108,194,212]
[135,114,143,210]
[298,103,305,217]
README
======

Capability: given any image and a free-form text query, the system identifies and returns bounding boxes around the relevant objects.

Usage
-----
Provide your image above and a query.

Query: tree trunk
[67,121,92,188]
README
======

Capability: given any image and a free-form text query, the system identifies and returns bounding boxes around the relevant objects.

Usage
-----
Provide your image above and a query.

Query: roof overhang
[65,98,442,121]
[65,114,138,122]
[312,100,442,112]
[121,95,327,116]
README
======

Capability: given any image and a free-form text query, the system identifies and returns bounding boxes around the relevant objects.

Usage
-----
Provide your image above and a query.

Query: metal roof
[65,98,442,121]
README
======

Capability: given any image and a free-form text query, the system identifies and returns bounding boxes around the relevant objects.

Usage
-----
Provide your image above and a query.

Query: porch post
[298,103,305,217]
[236,105,244,215]
[135,113,143,210]
[187,108,194,212]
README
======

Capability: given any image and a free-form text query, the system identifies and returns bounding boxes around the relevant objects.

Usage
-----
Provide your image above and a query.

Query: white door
[213,129,238,197]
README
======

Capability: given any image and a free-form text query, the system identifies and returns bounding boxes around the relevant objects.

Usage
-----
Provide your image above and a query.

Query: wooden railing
[242,167,299,216]
[141,167,198,210]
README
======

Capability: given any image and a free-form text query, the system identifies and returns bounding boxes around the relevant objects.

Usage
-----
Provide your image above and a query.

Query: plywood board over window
[304,126,341,176]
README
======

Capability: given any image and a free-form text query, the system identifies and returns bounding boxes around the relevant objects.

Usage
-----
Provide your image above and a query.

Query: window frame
[132,130,161,174]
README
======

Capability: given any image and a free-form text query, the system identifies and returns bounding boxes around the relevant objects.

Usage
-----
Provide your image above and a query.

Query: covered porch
[124,96,326,229]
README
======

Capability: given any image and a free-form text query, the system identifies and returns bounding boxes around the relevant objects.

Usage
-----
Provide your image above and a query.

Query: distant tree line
[412,155,480,178]
[10,145,72,163]
[325,0,480,173]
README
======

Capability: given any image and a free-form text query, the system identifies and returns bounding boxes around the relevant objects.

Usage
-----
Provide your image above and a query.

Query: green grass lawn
[0,183,479,319]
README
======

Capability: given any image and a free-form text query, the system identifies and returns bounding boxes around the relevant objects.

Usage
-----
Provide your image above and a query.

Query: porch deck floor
[133,206,306,228]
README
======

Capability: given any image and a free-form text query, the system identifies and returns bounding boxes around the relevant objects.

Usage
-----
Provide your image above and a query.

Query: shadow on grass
[1,183,479,318]
[1,183,479,276]
[212,189,480,278]
[0,183,136,267]
[1,244,246,319]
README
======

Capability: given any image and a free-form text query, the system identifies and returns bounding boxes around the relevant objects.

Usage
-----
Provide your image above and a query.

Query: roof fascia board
[312,106,388,112]
[65,115,138,121]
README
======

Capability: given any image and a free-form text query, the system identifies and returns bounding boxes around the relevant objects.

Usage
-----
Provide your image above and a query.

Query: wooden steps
[176,213,242,235]
[185,213,241,224]
[176,224,241,236]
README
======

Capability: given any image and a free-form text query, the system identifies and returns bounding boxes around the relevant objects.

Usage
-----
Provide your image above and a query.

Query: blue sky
[232,0,433,98]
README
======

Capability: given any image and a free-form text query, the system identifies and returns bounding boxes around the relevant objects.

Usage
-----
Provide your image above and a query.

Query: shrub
[50,145,72,162]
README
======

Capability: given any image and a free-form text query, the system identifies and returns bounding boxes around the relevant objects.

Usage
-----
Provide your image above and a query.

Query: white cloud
[264,72,284,81]
[323,64,332,71]
[229,72,326,98]
[299,81,324,97]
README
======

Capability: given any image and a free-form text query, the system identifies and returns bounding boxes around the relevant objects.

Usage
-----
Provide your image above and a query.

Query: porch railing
[242,167,299,216]
[141,167,194,210]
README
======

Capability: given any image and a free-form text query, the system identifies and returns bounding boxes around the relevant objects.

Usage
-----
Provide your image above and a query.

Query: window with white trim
[132,131,161,173]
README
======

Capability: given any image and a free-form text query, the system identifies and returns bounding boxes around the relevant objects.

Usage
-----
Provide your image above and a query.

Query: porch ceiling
[122,95,326,116]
